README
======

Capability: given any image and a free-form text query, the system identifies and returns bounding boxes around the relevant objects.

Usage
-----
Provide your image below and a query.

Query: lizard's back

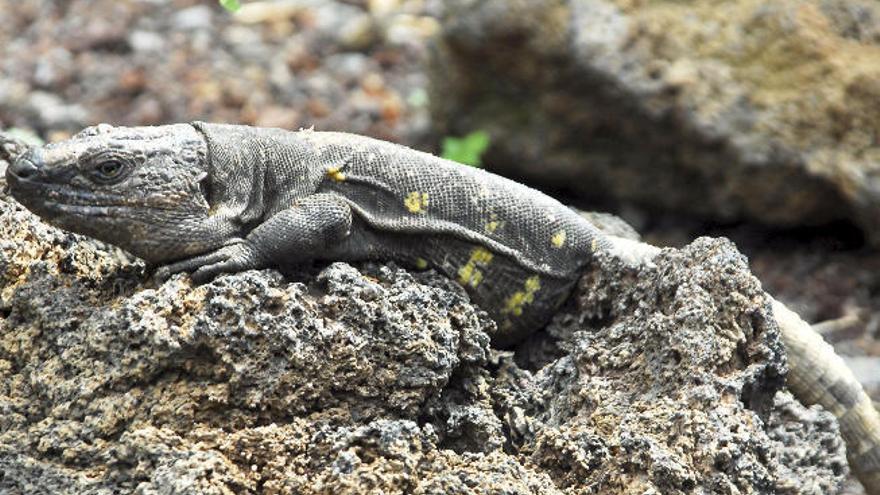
[294,130,609,344]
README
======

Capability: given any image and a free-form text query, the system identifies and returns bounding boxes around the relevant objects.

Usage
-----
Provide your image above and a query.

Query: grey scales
[4,123,880,493]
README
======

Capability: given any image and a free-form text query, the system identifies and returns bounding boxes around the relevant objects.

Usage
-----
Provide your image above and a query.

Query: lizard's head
[6,123,214,263]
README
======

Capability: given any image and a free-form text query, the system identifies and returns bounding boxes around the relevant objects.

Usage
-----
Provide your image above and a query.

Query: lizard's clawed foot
[153,241,265,284]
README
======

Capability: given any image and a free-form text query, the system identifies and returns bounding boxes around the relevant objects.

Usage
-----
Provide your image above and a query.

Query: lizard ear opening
[197,171,213,206]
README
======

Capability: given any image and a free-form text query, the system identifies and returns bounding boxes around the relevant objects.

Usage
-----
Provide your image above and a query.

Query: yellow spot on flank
[415,258,429,269]
[404,191,429,214]
[457,247,493,288]
[326,166,346,182]
[485,220,500,233]
[551,230,567,248]
[503,276,542,317]
[591,238,599,253]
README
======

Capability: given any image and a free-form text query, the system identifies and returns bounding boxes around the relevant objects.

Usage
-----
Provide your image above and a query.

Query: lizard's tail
[773,299,880,494]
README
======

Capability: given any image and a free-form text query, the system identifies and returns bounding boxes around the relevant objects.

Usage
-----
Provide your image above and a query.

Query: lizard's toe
[189,243,265,284]
[190,261,234,285]
[153,254,219,282]
[190,263,225,284]
[152,239,257,284]
[154,266,173,283]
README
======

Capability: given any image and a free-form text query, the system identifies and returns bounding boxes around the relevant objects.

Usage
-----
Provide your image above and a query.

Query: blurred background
[1,0,878,442]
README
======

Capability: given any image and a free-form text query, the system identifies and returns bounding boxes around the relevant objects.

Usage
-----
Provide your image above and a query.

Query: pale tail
[773,299,880,494]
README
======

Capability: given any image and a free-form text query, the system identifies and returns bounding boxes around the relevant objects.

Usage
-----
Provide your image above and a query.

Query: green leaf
[406,88,429,108]
[441,131,490,168]
[219,0,241,13]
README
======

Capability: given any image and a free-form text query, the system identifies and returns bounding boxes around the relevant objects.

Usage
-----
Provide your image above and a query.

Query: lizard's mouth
[7,173,140,249]
[6,149,104,212]
[7,170,132,224]
[7,155,75,216]
[6,170,58,217]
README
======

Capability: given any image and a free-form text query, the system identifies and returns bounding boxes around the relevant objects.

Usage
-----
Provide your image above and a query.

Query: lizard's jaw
[8,148,139,219]
[7,149,78,218]
[6,167,63,221]
[9,171,91,222]
[7,161,136,248]
[7,162,216,264]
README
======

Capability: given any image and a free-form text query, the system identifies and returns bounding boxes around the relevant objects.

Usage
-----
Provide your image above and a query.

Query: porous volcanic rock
[0,191,848,493]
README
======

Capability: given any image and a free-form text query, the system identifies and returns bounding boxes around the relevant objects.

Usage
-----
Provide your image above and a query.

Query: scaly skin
[773,300,880,492]
[5,123,880,492]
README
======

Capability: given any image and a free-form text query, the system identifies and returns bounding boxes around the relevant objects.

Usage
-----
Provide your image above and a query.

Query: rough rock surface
[0,187,848,493]
[431,0,880,242]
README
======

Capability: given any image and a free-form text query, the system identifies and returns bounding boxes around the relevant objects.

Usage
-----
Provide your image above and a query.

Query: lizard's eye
[92,160,126,182]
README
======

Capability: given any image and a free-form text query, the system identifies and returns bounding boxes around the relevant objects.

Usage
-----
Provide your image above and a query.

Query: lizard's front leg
[156,193,353,283]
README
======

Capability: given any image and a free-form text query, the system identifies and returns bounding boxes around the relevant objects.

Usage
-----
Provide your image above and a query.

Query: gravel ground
[0,0,438,144]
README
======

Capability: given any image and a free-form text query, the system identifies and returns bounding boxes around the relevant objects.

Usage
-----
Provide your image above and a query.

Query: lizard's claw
[154,241,265,284]
[190,244,262,284]
[153,265,176,283]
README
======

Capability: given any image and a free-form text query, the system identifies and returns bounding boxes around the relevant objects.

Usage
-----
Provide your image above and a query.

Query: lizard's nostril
[9,154,40,180]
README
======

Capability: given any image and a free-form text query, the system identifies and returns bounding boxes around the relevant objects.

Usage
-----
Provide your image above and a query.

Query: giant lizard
[4,123,880,492]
